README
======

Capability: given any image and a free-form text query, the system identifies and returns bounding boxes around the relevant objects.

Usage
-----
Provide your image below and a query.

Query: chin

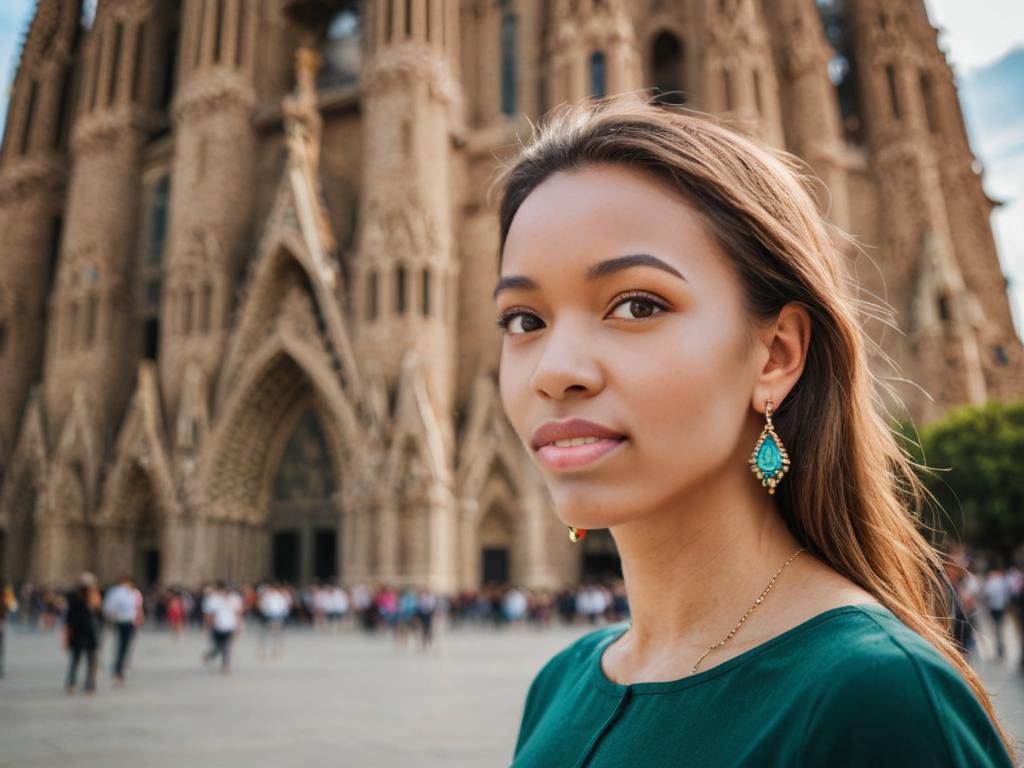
[549,487,632,530]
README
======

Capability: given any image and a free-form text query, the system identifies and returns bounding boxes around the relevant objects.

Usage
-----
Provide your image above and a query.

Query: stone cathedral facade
[0,0,1020,590]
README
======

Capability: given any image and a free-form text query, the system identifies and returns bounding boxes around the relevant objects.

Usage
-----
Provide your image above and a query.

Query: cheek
[619,319,752,472]
[498,349,530,441]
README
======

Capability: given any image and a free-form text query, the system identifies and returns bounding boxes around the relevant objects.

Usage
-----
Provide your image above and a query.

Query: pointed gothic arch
[98,364,176,585]
[0,396,48,582]
[202,334,355,582]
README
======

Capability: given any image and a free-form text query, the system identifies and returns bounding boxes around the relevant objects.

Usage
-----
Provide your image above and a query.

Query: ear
[752,302,811,413]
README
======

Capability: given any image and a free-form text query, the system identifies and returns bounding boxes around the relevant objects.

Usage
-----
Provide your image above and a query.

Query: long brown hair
[493,93,1016,760]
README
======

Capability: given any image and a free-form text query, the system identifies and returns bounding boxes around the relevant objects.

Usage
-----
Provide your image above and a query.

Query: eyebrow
[492,253,687,300]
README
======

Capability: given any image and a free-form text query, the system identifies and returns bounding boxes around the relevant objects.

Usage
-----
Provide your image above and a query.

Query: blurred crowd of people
[946,552,1024,665]
[4,550,1019,695]
[0,574,631,692]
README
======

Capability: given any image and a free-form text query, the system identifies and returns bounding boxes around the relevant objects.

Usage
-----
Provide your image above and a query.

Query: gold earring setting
[749,399,790,495]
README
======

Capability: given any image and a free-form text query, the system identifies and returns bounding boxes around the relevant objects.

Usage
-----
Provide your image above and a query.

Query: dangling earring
[568,526,587,543]
[749,399,790,495]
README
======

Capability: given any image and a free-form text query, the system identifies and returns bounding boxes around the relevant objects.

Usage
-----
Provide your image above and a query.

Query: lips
[531,418,627,450]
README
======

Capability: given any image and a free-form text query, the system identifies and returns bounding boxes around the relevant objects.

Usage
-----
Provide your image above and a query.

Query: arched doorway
[129,470,162,588]
[270,408,339,584]
[3,472,38,582]
[478,503,513,586]
[580,528,622,582]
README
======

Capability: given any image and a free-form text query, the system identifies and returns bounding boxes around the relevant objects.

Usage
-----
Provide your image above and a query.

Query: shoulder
[514,622,625,753]
[799,606,1012,767]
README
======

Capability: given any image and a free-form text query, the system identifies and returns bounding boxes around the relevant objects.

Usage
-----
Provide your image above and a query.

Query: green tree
[897,401,1024,560]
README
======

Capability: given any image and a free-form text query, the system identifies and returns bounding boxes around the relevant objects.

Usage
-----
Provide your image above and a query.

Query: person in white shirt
[102,575,142,685]
[201,582,243,674]
[257,583,290,660]
[326,585,349,630]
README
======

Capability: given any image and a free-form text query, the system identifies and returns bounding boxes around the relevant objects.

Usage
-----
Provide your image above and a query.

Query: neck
[610,456,805,660]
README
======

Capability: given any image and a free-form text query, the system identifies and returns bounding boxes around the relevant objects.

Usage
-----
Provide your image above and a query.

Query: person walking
[102,575,142,685]
[202,582,242,674]
[64,572,102,694]
[984,565,1012,659]
[415,589,437,651]
[166,589,186,640]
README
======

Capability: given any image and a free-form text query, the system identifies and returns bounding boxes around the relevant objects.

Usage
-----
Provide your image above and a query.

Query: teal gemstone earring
[749,399,790,495]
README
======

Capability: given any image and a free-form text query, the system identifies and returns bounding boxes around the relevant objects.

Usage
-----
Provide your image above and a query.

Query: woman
[63,572,102,694]
[495,95,1015,766]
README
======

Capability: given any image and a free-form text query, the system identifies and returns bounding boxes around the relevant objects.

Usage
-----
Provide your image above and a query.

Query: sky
[0,1,1022,335]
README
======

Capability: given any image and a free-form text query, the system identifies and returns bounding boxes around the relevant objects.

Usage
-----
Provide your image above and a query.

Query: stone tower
[0,0,81,470]
[844,0,1017,422]
[159,0,258,418]
[30,0,178,582]
[352,0,461,418]
[43,0,175,439]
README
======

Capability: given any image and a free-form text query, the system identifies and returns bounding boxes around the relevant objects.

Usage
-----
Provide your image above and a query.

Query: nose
[528,315,604,400]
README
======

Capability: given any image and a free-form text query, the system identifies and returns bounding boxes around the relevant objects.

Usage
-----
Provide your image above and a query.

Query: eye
[495,309,545,336]
[607,292,669,320]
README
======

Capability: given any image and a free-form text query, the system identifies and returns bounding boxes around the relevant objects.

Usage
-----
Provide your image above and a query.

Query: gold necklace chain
[688,546,806,674]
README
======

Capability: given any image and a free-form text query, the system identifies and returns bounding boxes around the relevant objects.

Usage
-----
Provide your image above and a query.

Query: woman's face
[496,163,767,528]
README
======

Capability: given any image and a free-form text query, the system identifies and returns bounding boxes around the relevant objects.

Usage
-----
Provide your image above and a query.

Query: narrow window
[194,0,207,68]
[590,51,606,98]
[405,0,413,38]
[752,68,763,114]
[386,0,393,42]
[885,64,900,119]
[86,294,99,345]
[160,23,178,111]
[212,0,223,63]
[235,2,246,67]
[722,67,734,110]
[20,80,37,155]
[48,216,62,294]
[149,174,170,263]
[366,270,378,320]
[0,323,8,357]
[54,67,72,148]
[130,22,145,103]
[89,28,104,111]
[68,301,79,351]
[108,22,124,105]
[919,71,939,133]
[650,31,686,106]
[184,288,195,334]
[200,283,212,333]
[143,318,159,360]
[421,267,431,316]
[500,11,517,116]
[396,264,407,314]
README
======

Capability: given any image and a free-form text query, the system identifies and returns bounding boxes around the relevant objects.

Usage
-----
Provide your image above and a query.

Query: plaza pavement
[1,611,1022,767]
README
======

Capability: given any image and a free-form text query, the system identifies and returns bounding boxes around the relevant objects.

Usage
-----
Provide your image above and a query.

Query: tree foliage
[895,400,1024,560]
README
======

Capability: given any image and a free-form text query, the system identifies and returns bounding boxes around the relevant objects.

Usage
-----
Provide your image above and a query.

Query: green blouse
[511,603,1014,767]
